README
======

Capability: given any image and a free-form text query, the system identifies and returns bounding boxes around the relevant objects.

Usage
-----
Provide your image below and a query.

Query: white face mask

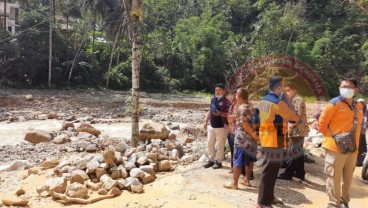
[339,88,355,99]
[215,95,223,99]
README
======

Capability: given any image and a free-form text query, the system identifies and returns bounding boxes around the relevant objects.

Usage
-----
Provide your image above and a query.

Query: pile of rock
[37,144,176,204]
[27,121,206,204]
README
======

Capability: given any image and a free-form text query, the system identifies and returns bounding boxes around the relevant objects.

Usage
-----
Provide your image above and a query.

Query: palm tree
[128,0,142,147]
[79,0,112,54]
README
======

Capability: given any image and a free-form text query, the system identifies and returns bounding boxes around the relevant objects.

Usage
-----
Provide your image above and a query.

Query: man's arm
[276,101,299,122]
[318,103,333,136]
[204,110,210,130]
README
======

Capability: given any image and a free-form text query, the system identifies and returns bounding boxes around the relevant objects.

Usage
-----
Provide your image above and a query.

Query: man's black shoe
[277,173,292,180]
[212,161,223,169]
[293,173,305,181]
[203,161,215,169]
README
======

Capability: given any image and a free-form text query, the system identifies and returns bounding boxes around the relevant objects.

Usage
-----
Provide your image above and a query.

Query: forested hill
[1,0,367,97]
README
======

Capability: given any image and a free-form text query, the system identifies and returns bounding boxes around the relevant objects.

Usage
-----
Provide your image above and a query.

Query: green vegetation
[1,0,367,98]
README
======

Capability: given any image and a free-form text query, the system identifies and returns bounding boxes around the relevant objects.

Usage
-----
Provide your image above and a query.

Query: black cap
[215,83,225,89]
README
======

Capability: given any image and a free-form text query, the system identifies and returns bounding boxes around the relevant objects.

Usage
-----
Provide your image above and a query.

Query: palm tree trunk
[68,38,86,82]
[48,0,53,88]
[92,11,96,54]
[3,0,6,31]
[106,22,123,87]
[130,0,142,147]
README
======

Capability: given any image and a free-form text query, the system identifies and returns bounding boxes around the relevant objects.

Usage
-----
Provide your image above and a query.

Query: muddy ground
[0,88,367,208]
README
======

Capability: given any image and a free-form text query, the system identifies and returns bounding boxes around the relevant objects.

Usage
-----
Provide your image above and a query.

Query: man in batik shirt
[278,83,309,180]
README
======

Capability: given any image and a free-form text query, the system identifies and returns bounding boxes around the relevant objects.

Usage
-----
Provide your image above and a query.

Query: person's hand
[204,122,208,130]
[311,120,319,130]
[252,132,259,141]
[213,110,222,117]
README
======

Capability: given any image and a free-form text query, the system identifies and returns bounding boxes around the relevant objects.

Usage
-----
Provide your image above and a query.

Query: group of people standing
[203,74,367,208]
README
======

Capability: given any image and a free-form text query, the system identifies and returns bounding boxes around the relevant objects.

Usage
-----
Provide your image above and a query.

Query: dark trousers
[357,133,367,166]
[282,154,305,178]
[258,158,281,205]
[228,133,246,176]
[282,137,305,178]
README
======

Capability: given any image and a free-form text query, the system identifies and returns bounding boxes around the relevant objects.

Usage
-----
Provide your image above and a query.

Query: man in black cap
[203,83,231,169]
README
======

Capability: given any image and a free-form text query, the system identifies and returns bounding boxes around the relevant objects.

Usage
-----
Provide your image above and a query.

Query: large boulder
[139,122,169,139]
[77,123,101,137]
[25,130,52,143]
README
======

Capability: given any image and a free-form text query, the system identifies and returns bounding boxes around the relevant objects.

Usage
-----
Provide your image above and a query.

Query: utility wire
[0,3,79,44]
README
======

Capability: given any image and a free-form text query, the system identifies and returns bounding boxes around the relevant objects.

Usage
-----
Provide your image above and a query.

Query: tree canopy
[1,0,367,97]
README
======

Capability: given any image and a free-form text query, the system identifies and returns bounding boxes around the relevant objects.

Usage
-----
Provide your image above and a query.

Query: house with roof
[0,2,19,35]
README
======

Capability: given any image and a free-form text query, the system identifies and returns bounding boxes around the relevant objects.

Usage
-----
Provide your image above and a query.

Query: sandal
[256,204,273,208]
[239,180,252,187]
[271,197,284,204]
[223,182,238,190]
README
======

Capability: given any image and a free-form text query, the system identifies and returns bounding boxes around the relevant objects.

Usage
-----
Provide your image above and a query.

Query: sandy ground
[1,152,368,208]
[0,89,367,207]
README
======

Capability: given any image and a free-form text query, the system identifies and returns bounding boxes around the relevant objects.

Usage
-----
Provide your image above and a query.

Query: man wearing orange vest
[319,78,364,208]
[257,74,299,208]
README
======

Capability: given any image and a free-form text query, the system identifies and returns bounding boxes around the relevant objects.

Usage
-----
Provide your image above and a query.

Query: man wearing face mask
[318,78,364,208]
[203,83,231,169]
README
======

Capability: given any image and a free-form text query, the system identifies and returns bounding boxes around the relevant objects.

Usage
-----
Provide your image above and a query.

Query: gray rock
[109,166,122,179]
[169,125,180,130]
[124,148,136,158]
[66,183,88,199]
[75,156,93,170]
[70,170,89,184]
[100,174,118,191]
[25,130,51,143]
[115,142,129,153]
[170,149,180,161]
[139,165,156,178]
[61,121,74,130]
[45,177,67,195]
[125,177,143,193]
[86,159,100,174]
[129,168,145,179]
[25,94,34,101]
[0,160,31,171]
[136,144,146,152]
[146,144,153,152]
[124,162,136,171]
[128,153,138,163]
[139,122,169,140]
[77,132,94,139]
[86,144,98,152]
[119,165,129,179]
[116,179,126,189]
[136,156,148,166]
[53,135,71,144]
